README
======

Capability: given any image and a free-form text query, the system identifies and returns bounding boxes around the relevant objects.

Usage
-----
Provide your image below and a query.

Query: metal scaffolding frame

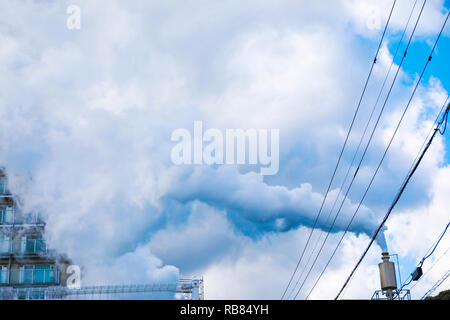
[371,289,411,300]
[0,278,204,300]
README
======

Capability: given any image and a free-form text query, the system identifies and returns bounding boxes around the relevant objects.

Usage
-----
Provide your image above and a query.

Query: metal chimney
[379,252,397,299]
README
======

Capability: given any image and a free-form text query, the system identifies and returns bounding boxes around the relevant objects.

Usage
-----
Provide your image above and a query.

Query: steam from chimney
[376,230,388,253]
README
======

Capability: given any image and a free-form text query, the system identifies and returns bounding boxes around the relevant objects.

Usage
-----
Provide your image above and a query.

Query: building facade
[0,168,203,300]
[0,168,71,299]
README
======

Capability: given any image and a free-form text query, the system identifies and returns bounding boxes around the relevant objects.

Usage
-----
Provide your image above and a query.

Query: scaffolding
[371,289,411,300]
[0,277,204,300]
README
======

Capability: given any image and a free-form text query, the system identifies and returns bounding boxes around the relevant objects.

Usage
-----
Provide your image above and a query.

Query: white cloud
[0,0,449,299]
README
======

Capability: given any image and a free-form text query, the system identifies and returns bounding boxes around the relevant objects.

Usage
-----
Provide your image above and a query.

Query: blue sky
[0,0,449,300]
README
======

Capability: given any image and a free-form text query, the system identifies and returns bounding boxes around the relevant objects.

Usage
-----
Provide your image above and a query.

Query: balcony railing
[0,270,8,284]
[0,209,14,224]
[0,269,60,285]
[0,211,45,225]
[21,213,45,225]
[0,180,9,195]
[17,240,47,254]
[0,240,12,254]
[0,240,47,255]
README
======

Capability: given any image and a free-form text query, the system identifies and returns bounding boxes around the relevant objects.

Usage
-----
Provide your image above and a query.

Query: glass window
[0,178,4,193]
[22,234,45,254]
[0,266,7,284]
[0,235,10,254]
[34,265,53,283]
[20,265,54,284]
[0,206,13,224]
[25,239,35,253]
[0,177,8,194]
[0,206,5,223]
[21,265,33,284]
[23,211,45,224]
[35,239,46,253]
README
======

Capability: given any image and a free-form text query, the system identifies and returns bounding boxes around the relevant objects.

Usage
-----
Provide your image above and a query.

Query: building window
[23,211,44,224]
[0,177,8,194]
[0,206,13,224]
[19,265,55,284]
[0,266,7,284]
[0,235,10,254]
[20,235,46,254]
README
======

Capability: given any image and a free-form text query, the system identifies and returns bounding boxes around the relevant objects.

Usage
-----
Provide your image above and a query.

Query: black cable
[421,269,450,299]
[439,110,449,134]
[331,8,450,301]
[421,222,450,264]
[293,0,428,300]
[402,277,414,288]
[349,94,449,299]
[399,94,449,191]
[335,59,450,302]
[280,0,398,299]
[286,0,419,300]
[394,97,450,296]
[398,222,450,293]
[410,246,449,291]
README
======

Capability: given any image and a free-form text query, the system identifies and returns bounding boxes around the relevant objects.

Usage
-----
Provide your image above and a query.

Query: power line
[335,82,450,301]
[322,27,448,307]
[422,222,450,263]
[398,221,450,292]
[398,94,449,193]
[280,0,398,299]
[351,93,449,298]
[294,0,429,300]
[333,10,450,296]
[421,269,450,299]
[410,246,449,291]
[381,95,450,295]
[286,0,420,300]
[349,92,449,299]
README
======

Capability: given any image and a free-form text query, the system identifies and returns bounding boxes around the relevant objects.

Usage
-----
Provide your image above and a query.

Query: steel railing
[0,208,14,224]
[371,289,411,300]
[0,240,47,255]
[0,240,12,254]
[0,270,8,284]
[0,278,204,299]
[0,211,45,225]
[0,269,60,285]
[16,240,47,254]
[0,182,9,195]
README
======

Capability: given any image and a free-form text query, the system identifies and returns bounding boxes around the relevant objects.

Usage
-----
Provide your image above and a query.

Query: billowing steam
[161,166,389,242]
[376,229,389,253]
[3,0,444,289]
